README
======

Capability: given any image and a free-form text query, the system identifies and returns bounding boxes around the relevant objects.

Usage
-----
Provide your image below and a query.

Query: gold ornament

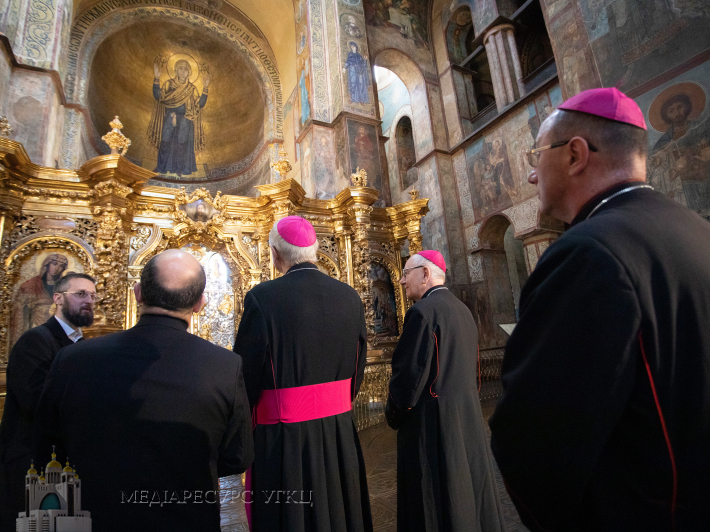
[270,145,293,180]
[101,116,131,156]
[409,188,420,201]
[350,167,368,187]
[0,116,12,138]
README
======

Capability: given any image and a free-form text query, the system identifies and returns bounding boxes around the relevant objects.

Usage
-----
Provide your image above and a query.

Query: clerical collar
[422,286,448,299]
[284,262,320,275]
[571,181,653,227]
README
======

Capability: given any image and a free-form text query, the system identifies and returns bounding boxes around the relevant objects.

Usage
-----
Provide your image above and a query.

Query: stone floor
[220,398,528,531]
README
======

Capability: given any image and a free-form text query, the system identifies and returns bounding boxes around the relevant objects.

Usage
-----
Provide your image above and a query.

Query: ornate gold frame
[0,137,429,369]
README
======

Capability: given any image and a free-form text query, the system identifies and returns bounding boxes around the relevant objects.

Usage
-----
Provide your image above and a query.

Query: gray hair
[409,253,446,282]
[269,225,319,267]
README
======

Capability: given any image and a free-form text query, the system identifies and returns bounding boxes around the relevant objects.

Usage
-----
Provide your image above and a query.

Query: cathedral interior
[1,0,708,527]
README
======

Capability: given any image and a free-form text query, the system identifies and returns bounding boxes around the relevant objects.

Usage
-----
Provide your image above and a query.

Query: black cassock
[385,286,505,532]
[234,262,372,532]
[490,184,710,531]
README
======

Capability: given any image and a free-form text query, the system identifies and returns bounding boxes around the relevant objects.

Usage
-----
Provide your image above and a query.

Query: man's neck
[54,314,78,333]
[139,306,192,323]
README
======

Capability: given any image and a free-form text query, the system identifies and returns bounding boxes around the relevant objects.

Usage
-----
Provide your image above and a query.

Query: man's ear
[192,294,206,314]
[567,136,591,176]
[53,292,63,307]
[134,282,143,305]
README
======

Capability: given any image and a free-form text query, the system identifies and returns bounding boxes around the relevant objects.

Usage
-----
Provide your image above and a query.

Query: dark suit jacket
[0,316,72,465]
[490,183,710,531]
[34,314,253,532]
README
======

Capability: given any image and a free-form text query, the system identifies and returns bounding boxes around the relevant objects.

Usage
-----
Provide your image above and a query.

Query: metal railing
[354,361,392,432]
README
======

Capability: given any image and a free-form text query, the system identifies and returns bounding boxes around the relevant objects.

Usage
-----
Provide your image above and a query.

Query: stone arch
[445,5,474,65]
[471,214,520,350]
[374,49,434,159]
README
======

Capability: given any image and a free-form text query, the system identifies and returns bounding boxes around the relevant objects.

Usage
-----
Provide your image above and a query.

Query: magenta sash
[254,378,353,425]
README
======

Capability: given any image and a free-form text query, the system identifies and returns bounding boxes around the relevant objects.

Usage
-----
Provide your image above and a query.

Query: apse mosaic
[9,250,86,350]
[87,20,266,181]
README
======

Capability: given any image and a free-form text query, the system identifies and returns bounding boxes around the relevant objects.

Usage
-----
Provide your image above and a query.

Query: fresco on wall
[341,13,365,38]
[635,60,710,218]
[465,136,516,217]
[370,263,399,337]
[343,42,371,104]
[9,250,86,350]
[575,0,710,93]
[298,55,312,128]
[364,0,429,48]
[396,117,417,188]
[348,120,381,191]
[312,127,344,199]
[88,20,266,181]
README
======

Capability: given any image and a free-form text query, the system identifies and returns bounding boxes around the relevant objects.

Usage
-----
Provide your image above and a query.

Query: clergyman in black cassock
[234,215,372,532]
[0,273,96,530]
[33,250,253,532]
[490,88,710,530]
[385,250,505,532]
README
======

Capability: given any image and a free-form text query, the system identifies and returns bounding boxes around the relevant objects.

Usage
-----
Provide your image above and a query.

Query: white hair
[269,224,319,267]
[409,253,446,282]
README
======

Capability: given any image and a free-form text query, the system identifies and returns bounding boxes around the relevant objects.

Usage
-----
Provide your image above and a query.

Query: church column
[506,28,526,99]
[484,24,526,109]
[484,34,508,111]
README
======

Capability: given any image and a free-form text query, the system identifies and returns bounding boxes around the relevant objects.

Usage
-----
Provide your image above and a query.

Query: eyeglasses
[58,290,98,301]
[401,265,424,279]
[525,139,598,167]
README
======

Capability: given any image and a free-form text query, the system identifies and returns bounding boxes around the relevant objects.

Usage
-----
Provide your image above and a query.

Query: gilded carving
[101,117,132,156]
[0,117,12,138]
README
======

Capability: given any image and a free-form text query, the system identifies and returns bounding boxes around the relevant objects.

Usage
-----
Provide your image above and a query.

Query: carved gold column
[386,190,429,257]
[83,156,153,337]
[334,174,379,340]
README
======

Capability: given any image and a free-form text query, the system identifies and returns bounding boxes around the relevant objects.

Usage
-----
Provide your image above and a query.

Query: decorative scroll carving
[0,116,12,138]
[9,215,99,248]
[316,252,339,279]
[317,235,338,261]
[353,362,392,431]
[130,226,152,251]
[349,204,374,339]
[92,206,129,327]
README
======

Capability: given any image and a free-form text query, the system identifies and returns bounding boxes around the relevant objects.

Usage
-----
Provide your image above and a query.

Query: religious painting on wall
[87,20,266,181]
[312,127,340,199]
[395,116,417,189]
[370,263,398,337]
[347,120,382,192]
[9,250,86,350]
[298,55,312,128]
[148,54,211,177]
[343,41,371,105]
[635,60,710,217]
[182,244,236,349]
[465,135,516,217]
[364,0,429,49]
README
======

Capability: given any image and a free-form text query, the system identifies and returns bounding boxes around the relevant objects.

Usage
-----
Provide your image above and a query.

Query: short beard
[63,304,94,328]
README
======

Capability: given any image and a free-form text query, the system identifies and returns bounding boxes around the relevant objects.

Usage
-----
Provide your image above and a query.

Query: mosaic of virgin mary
[148,55,211,176]
[343,42,370,104]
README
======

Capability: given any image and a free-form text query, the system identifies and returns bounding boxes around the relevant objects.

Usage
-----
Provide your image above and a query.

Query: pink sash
[254,378,353,424]
[246,378,353,530]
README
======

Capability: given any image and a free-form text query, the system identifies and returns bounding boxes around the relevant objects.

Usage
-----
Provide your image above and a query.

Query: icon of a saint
[10,253,69,348]
[148,57,211,176]
[343,42,370,104]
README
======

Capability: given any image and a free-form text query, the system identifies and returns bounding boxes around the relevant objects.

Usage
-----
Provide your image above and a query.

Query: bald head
[140,249,206,311]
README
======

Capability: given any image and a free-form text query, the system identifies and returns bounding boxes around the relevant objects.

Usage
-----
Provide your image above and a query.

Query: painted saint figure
[299,60,311,126]
[343,42,370,104]
[10,253,69,349]
[148,59,211,176]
